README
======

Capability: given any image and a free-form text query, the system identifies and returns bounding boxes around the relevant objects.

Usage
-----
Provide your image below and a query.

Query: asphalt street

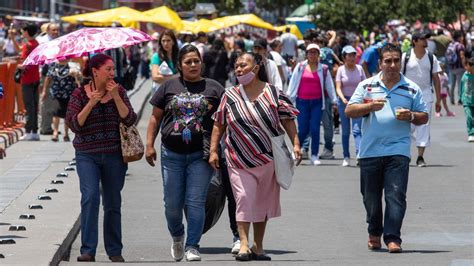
[61,101,474,266]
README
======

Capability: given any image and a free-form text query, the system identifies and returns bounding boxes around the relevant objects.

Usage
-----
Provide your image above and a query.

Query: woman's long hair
[237,52,268,83]
[158,29,179,68]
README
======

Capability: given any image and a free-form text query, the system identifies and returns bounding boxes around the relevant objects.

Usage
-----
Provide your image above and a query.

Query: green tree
[313,0,473,32]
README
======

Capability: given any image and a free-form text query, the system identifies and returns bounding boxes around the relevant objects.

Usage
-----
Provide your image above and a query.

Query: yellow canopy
[142,6,183,32]
[274,24,303,40]
[212,14,275,31]
[182,19,222,34]
[61,7,155,29]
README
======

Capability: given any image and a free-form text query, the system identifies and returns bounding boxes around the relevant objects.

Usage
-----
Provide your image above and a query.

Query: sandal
[250,247,271,261]
[63,135,70,142]
[51,135,59,142]
[235,250,252,261]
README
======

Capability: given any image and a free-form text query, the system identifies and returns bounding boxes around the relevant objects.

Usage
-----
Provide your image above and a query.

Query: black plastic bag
[202,168,226,234]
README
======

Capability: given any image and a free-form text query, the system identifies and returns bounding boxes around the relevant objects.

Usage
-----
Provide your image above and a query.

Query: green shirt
[150,53,177,74]
[460,72,474,106]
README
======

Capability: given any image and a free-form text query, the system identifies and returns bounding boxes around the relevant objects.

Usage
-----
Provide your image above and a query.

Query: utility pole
[50,0,56,22]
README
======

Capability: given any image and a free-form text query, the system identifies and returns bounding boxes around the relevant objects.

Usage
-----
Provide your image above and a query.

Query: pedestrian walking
[208,52,301,261]
[287,43,337,165]
[359,42,383,77]
[435,63,456,117]
[145,45,224,262]
[12,24,41,141]
[460,57,474,142]
[203,38,229,87]
[401,30,442,167]
[345,43,429,253]
[150,29,179,92]
[279,27,298,64]
[41,60,81,142]
[66,53,137,262]
[335,45,366,166]
[252,38,283,91]
[446,31,466,105]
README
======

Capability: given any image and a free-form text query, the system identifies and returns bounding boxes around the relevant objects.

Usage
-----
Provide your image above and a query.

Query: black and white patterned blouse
[47,63,77,100]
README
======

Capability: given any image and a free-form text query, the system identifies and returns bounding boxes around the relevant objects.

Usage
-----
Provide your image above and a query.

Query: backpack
[402,49,434,87]
[445,42,459,66]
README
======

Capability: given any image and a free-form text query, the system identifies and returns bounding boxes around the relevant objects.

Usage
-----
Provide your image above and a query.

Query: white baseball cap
[306,43,320,52]
[342,45,357,55]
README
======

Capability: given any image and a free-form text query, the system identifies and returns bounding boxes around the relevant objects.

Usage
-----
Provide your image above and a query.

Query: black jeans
[220,158,238,238]
[22,82,40,133]
[359,155,410,245]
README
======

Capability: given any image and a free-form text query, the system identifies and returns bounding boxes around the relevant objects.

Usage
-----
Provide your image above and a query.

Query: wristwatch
[410,112,415,122]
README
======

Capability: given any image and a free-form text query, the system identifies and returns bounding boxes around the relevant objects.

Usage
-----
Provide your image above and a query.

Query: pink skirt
[228,161,281,222]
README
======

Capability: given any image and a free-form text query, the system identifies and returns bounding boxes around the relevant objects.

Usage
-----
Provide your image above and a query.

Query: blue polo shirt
[359,45,379,75]
[348,73,427,159]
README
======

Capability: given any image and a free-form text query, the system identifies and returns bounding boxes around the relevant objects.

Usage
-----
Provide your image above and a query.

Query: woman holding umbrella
[145,44,224,262]
[66,53,137,262]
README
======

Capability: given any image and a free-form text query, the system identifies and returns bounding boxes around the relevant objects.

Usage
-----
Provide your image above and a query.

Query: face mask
[237,66,256,85]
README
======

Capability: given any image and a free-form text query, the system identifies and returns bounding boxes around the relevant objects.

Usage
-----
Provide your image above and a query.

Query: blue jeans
[321,98,334,152]
[359,155,410,245]
[296,98,323,156]
[161,145,213,249]
[338,96,362,158]
[76,151,127,256]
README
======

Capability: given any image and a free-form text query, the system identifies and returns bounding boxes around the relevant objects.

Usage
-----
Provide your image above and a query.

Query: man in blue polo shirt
[346,43,428,253]
[359,42,384,77]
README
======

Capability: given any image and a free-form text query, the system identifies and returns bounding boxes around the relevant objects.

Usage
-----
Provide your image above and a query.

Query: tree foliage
[313,0,474,32]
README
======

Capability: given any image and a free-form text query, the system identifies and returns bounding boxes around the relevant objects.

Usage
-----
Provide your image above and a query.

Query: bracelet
[410,112,415,122]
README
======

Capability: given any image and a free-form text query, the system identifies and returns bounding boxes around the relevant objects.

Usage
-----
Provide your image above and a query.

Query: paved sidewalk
[1,82,472,265]
[62,102,473,265]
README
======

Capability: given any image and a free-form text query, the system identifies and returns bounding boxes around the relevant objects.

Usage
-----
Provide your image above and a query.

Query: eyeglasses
[182,59,201,66]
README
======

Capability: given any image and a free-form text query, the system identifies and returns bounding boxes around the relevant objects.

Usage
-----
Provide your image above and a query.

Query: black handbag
[14,68,22,84]
[122,65,136,91]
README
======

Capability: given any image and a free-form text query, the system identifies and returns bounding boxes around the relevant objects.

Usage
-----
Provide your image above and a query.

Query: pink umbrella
[22,27,153,66]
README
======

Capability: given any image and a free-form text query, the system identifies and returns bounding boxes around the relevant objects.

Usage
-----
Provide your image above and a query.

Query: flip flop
[235,250,252,261]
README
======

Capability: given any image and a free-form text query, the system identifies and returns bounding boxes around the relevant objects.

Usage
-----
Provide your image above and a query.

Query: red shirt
[20,39,40,85]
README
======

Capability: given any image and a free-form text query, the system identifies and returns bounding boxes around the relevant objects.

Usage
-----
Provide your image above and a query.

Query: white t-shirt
[265,58,283,91]
[269,51,288,80]
[36,34,52,44]
[402,49,441,103]
[280,32,297,57]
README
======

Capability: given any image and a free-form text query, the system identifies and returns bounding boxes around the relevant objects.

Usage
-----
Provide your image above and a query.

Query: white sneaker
[319,148,335,159]
[342,158,350,167]
[170,235,185,261]
[231,239,240,254]
[468,136,474,142]
[185,247,201,261]
[311,155,321,165]
[30,133,40,141]
[20,133,32,141]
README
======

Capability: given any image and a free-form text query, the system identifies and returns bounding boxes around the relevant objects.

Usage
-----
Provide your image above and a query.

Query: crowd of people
[1,15,473,263]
